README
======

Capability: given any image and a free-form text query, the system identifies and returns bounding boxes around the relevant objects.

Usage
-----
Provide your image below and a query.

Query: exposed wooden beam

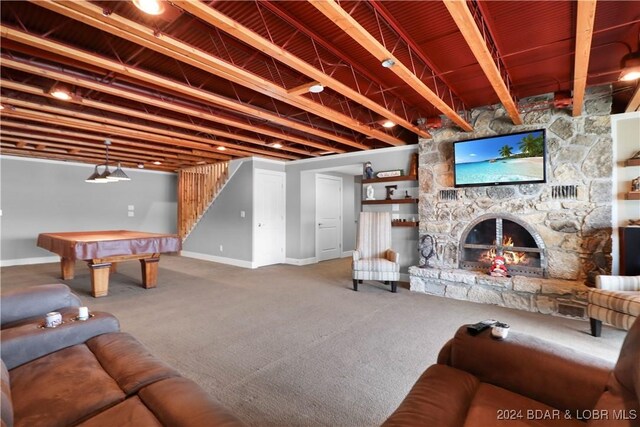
[443,0,522,125]
[176,0,429,139]
[0,79,300,160]
[51,0,402,146]
[572,0,597,117]
[626,83,640,112]
[1,57,332,154]
[0,24,369,151]
[0,121,234,162]
[309,0,473,132]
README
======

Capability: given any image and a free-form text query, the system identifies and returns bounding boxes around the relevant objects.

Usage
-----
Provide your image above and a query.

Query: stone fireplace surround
[410,86,613,318]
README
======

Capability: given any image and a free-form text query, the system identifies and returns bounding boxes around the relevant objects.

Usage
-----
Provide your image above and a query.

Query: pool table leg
[140,256,160,289]
[61,257,75,280]
[89,262,111,297]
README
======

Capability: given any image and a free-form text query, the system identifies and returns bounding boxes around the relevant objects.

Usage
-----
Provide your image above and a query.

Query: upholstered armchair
[588,275,640,336]
[352,212,400,293]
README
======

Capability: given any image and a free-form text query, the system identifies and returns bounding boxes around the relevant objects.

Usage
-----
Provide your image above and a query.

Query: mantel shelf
[362,198,418,205]
[392,221,419,227]
[626,192,640,200]
[362,175,417,184]
[625,158,640,167]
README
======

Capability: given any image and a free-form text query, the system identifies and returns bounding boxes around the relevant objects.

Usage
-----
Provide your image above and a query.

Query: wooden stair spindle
[178,161,229,240]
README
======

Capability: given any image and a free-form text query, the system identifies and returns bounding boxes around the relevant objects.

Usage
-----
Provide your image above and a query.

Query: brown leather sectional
[0,284,243,427]
[384,318,640,426]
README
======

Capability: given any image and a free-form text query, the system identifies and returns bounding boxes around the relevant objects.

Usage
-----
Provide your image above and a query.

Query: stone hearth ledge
[409,266,589,318]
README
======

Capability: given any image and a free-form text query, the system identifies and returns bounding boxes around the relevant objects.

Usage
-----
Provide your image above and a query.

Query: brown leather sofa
[384,318,640,426]
[0,284,243,427]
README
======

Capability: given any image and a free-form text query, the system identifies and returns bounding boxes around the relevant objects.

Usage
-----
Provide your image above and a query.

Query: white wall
[611,112,640,274]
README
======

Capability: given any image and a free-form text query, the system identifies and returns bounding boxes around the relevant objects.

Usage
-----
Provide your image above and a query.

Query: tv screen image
[453,130,546,188]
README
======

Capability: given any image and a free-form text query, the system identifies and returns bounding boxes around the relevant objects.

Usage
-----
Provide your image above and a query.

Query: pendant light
[85,139,130,183]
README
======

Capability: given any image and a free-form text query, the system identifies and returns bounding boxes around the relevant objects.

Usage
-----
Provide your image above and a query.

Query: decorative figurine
[364,162,374,179]
[409,152,418,177]
[365,185,375,200]
[418,235,434,268]
[632,176,640,192]
[490,255,509,277]
[385,185,397,200]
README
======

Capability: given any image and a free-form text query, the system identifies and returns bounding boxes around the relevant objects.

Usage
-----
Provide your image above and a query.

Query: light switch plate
[128,205,134,211]
[128,211,134,217]
[392,204,399,211]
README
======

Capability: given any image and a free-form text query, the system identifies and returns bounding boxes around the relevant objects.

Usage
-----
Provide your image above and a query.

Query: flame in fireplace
[481,236,528,265]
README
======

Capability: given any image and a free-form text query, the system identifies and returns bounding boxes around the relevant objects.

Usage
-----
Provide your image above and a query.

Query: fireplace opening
[459,214,547,278]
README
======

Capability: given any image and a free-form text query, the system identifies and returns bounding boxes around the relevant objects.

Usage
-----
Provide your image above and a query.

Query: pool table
[37,230,182,297]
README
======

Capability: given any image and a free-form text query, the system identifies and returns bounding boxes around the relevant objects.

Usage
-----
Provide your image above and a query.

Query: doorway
[315,174,343,261]
[253,169,286,267]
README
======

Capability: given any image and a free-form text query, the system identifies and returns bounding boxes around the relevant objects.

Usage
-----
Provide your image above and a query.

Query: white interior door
[316,174,342,261]
[254,169,285,267]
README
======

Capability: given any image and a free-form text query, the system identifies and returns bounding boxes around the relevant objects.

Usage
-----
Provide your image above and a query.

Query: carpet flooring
[1,256,627,426]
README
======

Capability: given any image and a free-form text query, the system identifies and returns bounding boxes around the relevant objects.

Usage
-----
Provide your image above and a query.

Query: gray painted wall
[183,159,254,261]
[285,145,419,272]
[0,156,177,263]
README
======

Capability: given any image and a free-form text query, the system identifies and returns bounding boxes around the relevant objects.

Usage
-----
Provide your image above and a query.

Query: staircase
[178,161,229,240]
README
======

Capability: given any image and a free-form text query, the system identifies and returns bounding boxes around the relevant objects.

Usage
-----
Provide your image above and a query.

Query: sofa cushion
[86,333,179,395]
[588,290,640,316]
[1,359,13,427]
[353,259,400,272]
[383,364,479,427]
[464,383,584,427]
[612,316,640,404]
[138,377,244,427]
[75,397,163,427]
[10,344,125,427]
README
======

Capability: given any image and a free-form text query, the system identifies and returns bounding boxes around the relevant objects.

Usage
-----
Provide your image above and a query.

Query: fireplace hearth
[459,214,547,278]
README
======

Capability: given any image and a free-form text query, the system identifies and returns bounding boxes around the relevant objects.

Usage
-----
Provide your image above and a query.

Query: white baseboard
[341,250,353,258]
[180,251,255,269]
[0,256,59,267]
[285,257,317,266]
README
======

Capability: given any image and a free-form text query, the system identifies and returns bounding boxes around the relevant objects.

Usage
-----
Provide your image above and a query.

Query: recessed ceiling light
[153,161,162,165]
[217,146,227,151]
[272,142,283,149]
[137,163,145,169]
[0,104,4,110]
[382,120,396,128]
[619,51,640,81]
[381,58,395,68]
[132,0,165,15]
[50,89,72,101]
[308,83,324,93]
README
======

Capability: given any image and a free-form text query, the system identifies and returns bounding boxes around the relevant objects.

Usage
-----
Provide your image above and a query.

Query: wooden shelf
[626,191,640,200]
[392,221,419,227]
[362,175,417,184]
[362,198,418,205]
[625,158,640,167]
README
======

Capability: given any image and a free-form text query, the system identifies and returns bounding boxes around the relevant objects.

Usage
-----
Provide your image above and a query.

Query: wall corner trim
[180,251,256,269]
[0,256,59,267]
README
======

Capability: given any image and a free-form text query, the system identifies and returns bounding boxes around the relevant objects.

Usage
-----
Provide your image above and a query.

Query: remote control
[467,319,498,336]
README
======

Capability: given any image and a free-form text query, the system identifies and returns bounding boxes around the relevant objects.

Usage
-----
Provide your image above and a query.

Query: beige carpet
[1,256,627,427]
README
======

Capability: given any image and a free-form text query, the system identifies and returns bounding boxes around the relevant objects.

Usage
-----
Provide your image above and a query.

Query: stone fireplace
[459,214,547,278]
[410,87,613,318]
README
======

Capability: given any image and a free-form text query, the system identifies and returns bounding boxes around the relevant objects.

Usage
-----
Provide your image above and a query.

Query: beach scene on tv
[454,131,545,186]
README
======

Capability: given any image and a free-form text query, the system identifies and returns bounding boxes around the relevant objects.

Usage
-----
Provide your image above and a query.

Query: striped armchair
[352,212,400,293]
[588,275,640,336]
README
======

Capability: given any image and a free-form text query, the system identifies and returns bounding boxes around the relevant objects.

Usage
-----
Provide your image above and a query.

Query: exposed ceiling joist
[443,0,522,125]
[309,0,473,132]
[0,79,301,160]
[626,84,640,112]
[176,0,430,139]
[572,0,598,117]
[0,24,370,151]
[33,1,396,147]
[0,57,333,155]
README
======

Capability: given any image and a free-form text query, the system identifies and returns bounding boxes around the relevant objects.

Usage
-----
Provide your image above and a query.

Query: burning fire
[481,236,528,265]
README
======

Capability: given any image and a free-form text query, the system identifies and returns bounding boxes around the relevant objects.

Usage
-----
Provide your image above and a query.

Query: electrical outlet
[392,204,399,211]
[240,210,245,218]
[219,245,223,252]
[128,205,134,211]
[128,211,134,217]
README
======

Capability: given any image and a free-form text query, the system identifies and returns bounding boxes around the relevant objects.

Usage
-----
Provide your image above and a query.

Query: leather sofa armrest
[1,311,120,370]
[445,325,613,412]
[386,249,399,264]
[1,284,82,327]
[436,339,453,365]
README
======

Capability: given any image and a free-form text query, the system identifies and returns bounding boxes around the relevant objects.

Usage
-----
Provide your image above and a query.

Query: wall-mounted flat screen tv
[453,129,546,188]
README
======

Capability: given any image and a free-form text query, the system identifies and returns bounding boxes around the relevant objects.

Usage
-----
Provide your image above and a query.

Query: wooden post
[140,256,160,289]
[88,262,111,297]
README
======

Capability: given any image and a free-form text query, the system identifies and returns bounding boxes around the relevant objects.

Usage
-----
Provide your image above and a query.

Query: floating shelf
[625,158,640,167]
[392,221,419,227]
[362,198,418,205]
[626,192,640,200]
[362,175,417,184]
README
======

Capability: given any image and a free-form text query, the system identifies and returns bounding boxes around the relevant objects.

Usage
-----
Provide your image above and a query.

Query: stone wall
[418,86,613,284]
